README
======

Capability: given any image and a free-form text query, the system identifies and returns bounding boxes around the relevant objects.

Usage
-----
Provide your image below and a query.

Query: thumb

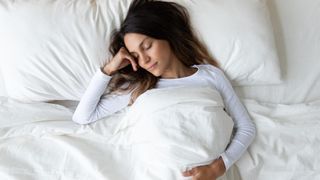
[182,169,195,177]
[192,167,200,174]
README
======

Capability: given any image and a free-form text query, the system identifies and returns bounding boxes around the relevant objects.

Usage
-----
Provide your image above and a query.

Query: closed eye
[144,42,152,50]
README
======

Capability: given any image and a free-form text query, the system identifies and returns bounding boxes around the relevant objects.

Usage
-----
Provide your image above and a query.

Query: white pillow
[176,0,282,86]
[0,0,127,102]
[0,0,282,102]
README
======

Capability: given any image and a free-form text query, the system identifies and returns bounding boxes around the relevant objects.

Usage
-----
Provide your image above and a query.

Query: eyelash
[144,43,151,50]
[133,43,152,60]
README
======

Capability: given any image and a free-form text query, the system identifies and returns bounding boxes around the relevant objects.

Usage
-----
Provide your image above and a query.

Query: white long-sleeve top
[72,64,256,171]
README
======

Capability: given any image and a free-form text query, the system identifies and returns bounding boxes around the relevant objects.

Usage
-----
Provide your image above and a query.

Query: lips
[148,62,157,70]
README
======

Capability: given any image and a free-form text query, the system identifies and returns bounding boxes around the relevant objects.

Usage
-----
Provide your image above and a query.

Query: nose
[139,53,151,66]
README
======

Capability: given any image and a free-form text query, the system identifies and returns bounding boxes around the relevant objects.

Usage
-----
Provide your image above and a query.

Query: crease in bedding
[1,93,319,180]
[236,99,320,180]
[0,87,234,180]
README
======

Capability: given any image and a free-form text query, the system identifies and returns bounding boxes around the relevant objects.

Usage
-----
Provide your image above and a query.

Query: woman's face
[124,33,180,77]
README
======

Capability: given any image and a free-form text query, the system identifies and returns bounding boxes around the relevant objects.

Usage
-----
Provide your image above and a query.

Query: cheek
[153,44,171,60]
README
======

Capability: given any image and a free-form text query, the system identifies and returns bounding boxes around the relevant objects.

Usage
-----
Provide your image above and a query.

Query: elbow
[72,113,91,125]
[238,119,257,143]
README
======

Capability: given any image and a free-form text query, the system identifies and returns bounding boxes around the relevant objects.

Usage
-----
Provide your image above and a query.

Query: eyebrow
[129,37,149,55]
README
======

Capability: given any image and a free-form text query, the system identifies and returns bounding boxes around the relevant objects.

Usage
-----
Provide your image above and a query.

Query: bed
[0,0,319,179]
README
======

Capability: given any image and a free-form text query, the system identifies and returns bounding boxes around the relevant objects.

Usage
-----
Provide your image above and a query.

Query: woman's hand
[103,47,138,76]
[182,156,226,180]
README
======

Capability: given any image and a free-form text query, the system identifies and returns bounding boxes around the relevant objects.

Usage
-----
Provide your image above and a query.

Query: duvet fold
[0,87,234,180]
[107,86,234,180]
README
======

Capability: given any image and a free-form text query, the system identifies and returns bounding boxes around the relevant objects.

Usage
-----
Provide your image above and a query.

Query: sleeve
[213,67,257,171]
[72,68,131,125]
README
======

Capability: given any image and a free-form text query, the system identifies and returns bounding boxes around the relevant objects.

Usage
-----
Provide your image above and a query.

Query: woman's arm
[72,68,131,125]
[214,67,257,170]
[182,66,256,179]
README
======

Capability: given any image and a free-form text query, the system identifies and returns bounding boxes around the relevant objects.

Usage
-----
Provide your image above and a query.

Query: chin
[151,72,161,77]
[149,70,162,77]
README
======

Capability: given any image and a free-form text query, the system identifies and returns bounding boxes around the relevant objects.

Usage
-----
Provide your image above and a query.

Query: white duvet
[108,87,234,179]
[1,87,319,180]
[0,87,234,180]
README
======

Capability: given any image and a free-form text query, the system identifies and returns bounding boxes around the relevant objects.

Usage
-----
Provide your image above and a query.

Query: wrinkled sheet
[1,96,319,180]
[1,91,319,180]
[0,87,236,180]
[108,87,234,179]
[236,99,320,180]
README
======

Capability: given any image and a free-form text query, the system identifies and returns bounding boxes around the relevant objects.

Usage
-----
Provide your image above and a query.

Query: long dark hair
[108,0,220,104]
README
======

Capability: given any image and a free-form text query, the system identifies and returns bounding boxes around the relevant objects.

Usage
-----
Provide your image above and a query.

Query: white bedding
[1,95,319,180]
[0,0,281,102]
[238,99,320,179]
[0,87,235,180]
[1,0,319,103]
[0,0,319,179]
[234,0,320,104]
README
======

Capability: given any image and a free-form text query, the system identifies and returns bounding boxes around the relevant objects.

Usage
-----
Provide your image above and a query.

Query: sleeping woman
[72,0,256,180]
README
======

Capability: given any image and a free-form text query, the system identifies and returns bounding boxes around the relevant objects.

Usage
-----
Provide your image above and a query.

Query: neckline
[159,65,200,81]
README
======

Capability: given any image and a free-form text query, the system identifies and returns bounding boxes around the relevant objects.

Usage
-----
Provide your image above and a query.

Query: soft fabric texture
[0,0,281,102]
[1,96,320,180]
[0,87,235,180]
[175,0,282,86]
[232,0,320,104]
[72,64,257,171]
[237,99,320,180]
[0,70,5,96]
[1,0,319,180]
[109,86,234,179]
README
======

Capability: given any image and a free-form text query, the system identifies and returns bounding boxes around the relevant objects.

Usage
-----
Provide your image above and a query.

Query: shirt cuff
[96,67,112,82]
[219,152,231,171]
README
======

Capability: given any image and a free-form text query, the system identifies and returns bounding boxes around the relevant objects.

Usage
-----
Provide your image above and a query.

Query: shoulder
[195,64,226,77]
[195,64,233,90]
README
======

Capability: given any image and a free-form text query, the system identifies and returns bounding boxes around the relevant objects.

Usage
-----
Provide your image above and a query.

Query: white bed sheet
[1,97,319,180]
[0,0,319,179]
[238,99,320,179]
[0,89,239,180]
[234,0,320,104]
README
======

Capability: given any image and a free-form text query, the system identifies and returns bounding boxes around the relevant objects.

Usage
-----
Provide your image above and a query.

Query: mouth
[148,62,157,70]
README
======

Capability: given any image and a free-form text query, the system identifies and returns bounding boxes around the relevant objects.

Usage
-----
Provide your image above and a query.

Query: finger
[120,47,138,71]
[117,47,137,70]
[192,175,199,180]
[192,167,199,174]
[191,168,201,180]
[182,170,192,177]
[125,55,138,71]
[193,172,201,180]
